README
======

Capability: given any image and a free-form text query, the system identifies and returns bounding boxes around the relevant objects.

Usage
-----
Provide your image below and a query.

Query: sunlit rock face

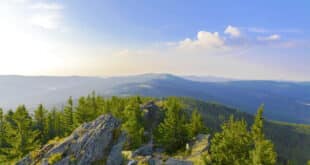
[17,115,125,165]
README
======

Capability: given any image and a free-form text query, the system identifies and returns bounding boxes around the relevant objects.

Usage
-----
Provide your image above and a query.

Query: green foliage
[155,97,189,153]
[48,153,63,165]
[9,105,39,159]
[210,116,253,165]
[34,104,48,144]
[75,92,102,124]
[0,95,307,164]
[122,98,144,149]
[0,108,11,162]
[250,105,277,165]
[63,96,75,135]
[210,106,277,165]
[46,108,65,140]
[188,109,205,138]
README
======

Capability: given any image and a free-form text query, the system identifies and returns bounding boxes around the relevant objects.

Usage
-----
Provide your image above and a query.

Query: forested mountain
[0,95,309,164]
[1,74,309,124]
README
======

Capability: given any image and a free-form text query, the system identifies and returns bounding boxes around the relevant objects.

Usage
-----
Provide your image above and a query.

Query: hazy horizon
[0,73,309,82]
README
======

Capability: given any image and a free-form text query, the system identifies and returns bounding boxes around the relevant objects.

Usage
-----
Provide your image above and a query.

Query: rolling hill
[0,74,310,124]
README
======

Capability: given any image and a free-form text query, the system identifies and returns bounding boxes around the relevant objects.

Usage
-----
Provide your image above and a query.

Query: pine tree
[210,116,252,165]
[46,108,65,139]
[155,97,189,153]
[10,105,38,159]
[122,99,144,149]
[0,108,11,161]
[63,97,74,135]
[55,110,65,137]
[188,109,205,138]
[34,104,48,144]
[250,105,277,165]
[75,97,93,124]
[46,110,56,140]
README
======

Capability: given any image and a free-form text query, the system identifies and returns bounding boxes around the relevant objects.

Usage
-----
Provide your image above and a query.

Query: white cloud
[224,25,241,37]
[178,31,225,49]
[30,2,64,10]
[257,34,280,41]
[28,2,64,30]
[30,13,62,30]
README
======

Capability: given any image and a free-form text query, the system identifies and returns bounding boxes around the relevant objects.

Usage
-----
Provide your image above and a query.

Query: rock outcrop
[17,115,125,165]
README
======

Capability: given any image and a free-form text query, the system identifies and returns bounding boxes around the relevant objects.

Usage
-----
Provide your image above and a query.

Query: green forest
[0,93,309,164]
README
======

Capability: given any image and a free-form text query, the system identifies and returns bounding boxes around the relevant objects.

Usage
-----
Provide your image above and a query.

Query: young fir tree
[210,116,252,165]
[188,109,205,138]
[46,110,57,140]
[86,92,101,119]
[55,110,65,137]
[63,97,75,135]
[10,105,38,159]
[75,96,96,124]
[34,104,48,144]
[250,105,277,165]
[155,97,189,153]
[121,99,144,149]
[0,108,11,161]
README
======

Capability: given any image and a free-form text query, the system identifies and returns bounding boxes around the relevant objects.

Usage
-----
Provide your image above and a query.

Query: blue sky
[0,0,309,80]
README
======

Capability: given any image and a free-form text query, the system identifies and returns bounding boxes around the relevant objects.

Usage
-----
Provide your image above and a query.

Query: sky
[0,0,309,81]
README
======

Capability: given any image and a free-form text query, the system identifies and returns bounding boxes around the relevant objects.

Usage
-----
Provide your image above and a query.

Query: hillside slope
[0,74,310,124]
[178,98,310,164]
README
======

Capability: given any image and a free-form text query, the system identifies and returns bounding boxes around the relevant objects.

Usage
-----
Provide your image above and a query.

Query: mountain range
[0,73,309,124]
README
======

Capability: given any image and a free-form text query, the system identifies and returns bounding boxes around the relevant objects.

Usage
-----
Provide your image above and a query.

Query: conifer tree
[34,104,48,144]
[46,110,57,140]
[250,105,277,165]
[122,99,144,149]
[210,116,252,165]
[188,109,205,138]
[63,97,74,135]
[0,108,11,161]
[46,108,65,139]
[155,97,189,153]
[10,105,38,159]
[75,97,93,124]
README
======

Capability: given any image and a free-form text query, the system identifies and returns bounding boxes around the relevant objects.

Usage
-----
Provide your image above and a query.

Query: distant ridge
[183,75,235,82]
[0,73,309,124]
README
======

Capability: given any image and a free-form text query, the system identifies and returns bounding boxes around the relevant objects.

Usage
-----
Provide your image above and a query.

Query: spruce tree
[210,116,252,165]
[75,97,93,124]
[250,105,277,165]
[0,108,11,161]
[122,99,144,149]
[155,97,188,153]
[10,105,38,159]
[34,104,48,144]
[188,109,205,138]
[63,97,74,135]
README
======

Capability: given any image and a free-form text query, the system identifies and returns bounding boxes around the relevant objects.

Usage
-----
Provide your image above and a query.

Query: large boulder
[17,115,125,165]
[132,143,153,157]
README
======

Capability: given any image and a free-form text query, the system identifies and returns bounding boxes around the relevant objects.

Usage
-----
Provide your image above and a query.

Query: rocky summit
[16,106,211,165]
[17,115,125,165]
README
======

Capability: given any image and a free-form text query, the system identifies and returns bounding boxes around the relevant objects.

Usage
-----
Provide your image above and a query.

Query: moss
[69,155,77,164]
[137,161,149,165]
[91,158,107,165]
[29,149,40,160]
[47,137,64,145]
[186,152,211,165]
[122,150,133,160]
[48,153,63,165]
